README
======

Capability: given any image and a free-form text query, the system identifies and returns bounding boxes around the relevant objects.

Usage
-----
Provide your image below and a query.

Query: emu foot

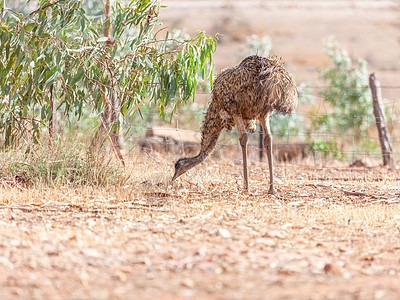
[268,185,276,194]
[243,180,249,192]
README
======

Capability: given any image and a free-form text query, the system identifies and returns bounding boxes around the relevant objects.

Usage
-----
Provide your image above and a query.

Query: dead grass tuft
[0,141,128,187]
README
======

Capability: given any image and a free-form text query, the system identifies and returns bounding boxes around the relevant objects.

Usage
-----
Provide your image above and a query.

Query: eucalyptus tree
[0,0,216,156]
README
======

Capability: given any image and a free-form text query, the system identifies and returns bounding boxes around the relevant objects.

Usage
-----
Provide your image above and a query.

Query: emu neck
[200,101,224,155]
[173,100,224,181]
[189,151,208,169]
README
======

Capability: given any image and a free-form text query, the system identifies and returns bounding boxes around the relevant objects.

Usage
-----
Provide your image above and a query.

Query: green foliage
[362,138,379,153]
[320,40,372,136]
[0,140,127,186]
[308,111,334,135]
[271,82,315,140]
[310,138,343,159]
[0,0,216,146]
[244,34,271,57]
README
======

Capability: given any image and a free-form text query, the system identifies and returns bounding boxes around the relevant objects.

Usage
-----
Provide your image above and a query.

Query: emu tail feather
[258,57,299,115]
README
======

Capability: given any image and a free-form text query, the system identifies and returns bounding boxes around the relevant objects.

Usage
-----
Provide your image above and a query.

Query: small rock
[255,238,276,246]
[181,278,195,288]
[323,262,342,275]
[218,228,231,238]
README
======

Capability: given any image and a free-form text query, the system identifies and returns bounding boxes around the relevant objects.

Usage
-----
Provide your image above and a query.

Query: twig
[67,46,97,53]
[27,0,65,17]
[304,183,333,189]
[339,189,388,199]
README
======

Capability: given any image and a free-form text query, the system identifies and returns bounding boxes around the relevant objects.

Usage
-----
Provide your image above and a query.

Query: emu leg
[234,116,249,190]
[259,115,275,194]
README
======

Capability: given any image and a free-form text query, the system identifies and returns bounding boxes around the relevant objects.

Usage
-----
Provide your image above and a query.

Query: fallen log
[140,126,311,161]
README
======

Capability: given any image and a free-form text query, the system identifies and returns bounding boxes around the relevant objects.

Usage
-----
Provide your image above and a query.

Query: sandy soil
[1,156,400,299]
[160,0,400,98]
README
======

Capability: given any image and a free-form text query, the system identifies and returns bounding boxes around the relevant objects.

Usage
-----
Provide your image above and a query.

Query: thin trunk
[1,0,5,20]
[93,0,124,166]
[104,0,111,37]
[100,114,125,167]
[97,0,112,143]
[49,84,55,141]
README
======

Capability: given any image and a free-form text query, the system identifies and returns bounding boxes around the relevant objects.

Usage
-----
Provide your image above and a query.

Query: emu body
[172,55,298,194]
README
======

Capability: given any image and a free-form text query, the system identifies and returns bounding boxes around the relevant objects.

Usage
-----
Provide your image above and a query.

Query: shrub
[320,40,373,137]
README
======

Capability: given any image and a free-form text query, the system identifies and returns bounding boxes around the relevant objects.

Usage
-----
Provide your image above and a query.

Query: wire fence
[121,85,400,170]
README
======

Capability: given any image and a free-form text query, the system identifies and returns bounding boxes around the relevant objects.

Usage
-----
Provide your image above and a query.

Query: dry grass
[0,153,399,299]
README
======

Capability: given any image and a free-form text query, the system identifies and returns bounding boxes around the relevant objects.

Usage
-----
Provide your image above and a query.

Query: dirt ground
[1,1,400,299]
[1,154,400,299]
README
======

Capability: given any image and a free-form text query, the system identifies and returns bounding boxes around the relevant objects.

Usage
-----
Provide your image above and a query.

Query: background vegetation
[0,0,391,185]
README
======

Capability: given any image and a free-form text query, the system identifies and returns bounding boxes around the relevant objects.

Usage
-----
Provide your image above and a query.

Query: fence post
[369,73,393,169]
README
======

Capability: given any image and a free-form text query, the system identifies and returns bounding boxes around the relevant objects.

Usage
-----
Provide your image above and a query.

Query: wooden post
[369,73,393,169]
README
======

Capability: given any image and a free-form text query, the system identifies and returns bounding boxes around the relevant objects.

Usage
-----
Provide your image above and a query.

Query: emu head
[172,157,192,181]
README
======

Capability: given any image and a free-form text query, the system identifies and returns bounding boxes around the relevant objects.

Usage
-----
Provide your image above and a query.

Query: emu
[172,55,298,194]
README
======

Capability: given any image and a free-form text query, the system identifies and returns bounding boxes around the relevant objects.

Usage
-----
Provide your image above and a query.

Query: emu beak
[172,170,179,181]
[172,168,183,182]
[172,173,178,181]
